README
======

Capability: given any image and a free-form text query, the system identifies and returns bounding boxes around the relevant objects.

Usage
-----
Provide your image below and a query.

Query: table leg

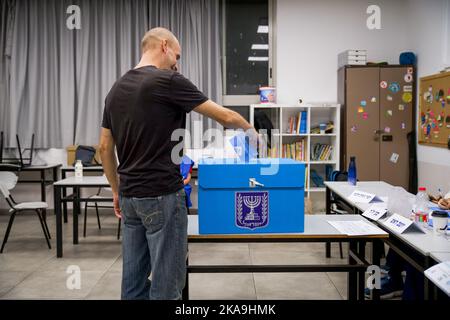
[55,186,63,258]
[357,240,366,301]
[182,256,189,300]
[62,170,68,223]
[73,186,79,245]
[40,169,46,202]
[424,256,430,300]
[347,240,358,301]
[325,187,331,258]
[371,239,382,301]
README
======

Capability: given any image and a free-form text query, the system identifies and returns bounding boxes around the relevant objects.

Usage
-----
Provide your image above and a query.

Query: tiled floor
[0,209,351,300]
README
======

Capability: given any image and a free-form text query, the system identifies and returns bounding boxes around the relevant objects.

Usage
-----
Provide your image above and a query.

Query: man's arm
[99,127,121,218]
[193,100,253,131]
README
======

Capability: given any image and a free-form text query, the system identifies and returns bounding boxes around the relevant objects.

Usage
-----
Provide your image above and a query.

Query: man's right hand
[113,192,122,219]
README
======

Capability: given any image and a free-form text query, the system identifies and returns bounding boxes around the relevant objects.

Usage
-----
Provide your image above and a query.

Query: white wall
[276,0,450,195]
[276,0,412,104]
[406,0,450,194]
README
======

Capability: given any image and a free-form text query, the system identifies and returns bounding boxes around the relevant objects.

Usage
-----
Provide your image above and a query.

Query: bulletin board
[418,71,450,148]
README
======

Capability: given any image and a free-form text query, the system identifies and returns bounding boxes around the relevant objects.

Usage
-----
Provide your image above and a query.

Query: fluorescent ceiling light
[257,25,269,33]
[251,44,269,50]
[248,56,269,61]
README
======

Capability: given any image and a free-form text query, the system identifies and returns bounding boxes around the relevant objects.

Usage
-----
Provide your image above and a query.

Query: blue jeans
[119,188,188,300]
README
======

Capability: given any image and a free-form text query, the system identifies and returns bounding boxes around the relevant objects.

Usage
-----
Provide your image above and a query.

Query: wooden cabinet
[338,65,415,191]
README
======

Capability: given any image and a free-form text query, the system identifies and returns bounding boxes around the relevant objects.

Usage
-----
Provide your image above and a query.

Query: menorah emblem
[243,195,261,221]
[235,191,269,230]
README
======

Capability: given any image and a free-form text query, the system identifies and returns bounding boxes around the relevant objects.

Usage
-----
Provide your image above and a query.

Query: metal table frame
[18,164,61,203]
[324,184,444,300]
[53,179,386,301]
[60,166,104,223]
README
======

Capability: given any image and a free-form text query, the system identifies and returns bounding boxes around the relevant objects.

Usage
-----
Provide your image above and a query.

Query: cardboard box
[66,145,102,166]
[198,158,305,234]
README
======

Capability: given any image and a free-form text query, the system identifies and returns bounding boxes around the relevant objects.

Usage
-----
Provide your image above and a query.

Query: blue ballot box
[198,158,305,234]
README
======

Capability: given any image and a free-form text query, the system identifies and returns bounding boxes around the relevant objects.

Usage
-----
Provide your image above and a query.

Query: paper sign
[382,213,413,234]
[328,220,387,236]
[425,262,450,296]
[403,85,412,92]
[404,74,413,83]
[348,190,382,204]
[362,205,388,221]
[390,153,399,163]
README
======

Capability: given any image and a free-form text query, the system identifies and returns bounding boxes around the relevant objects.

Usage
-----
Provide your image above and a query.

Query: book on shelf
[280,139,306,161]
[286,111,307,134]
[311,143,333,161]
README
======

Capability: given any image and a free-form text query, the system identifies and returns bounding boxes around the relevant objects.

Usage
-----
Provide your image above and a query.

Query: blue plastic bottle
[348,156,357,186]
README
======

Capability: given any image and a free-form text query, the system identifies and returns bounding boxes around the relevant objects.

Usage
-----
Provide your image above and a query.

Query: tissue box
[198,158,305,234]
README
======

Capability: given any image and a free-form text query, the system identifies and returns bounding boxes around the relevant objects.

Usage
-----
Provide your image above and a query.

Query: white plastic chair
[0,171,51,253]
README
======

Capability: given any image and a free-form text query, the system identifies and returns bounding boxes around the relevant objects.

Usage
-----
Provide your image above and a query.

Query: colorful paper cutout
[387,95,393,101]
[402,92,412,103]
[404,73,413,83]
[399,104,405,111]
[384,127,391,133]
[358,106,364,113]
[363,112,369,120]
[401,122,406,130]
[389,82,400,93]
[380,81,388,89]
[351,125,357,133]
[387,110,393,117]
[360,100,367,107]
[371,97,377,103]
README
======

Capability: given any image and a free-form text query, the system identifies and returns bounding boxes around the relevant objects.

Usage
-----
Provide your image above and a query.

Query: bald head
[141,27,179,53]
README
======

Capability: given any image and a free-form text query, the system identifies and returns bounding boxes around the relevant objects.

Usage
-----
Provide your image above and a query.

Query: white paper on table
[424,261,450,296]
[328,220,387,236]
[362,204,388,221]
[348,190,384,204]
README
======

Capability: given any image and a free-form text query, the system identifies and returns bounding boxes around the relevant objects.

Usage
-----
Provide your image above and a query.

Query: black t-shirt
[101,66,208,197]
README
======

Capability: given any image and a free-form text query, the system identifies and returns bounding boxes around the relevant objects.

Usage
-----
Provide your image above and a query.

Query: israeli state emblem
[235,191,269,230]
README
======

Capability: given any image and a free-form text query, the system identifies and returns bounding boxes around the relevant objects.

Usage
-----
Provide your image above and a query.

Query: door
[379,67,413,189]
[345,67,380,181]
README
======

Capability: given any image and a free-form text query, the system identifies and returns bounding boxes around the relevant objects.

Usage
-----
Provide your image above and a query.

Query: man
[99,27,254,300]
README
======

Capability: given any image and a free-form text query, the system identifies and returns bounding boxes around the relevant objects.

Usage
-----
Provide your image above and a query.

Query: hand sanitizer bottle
[75,160,83,179]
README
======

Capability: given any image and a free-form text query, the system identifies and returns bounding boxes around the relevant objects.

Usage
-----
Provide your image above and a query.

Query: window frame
[221,0,275,106]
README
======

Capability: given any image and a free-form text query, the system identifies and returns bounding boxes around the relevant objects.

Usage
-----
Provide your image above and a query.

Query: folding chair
[84,184,121,240]
[0,133,35,168]
[0,171,51,253]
